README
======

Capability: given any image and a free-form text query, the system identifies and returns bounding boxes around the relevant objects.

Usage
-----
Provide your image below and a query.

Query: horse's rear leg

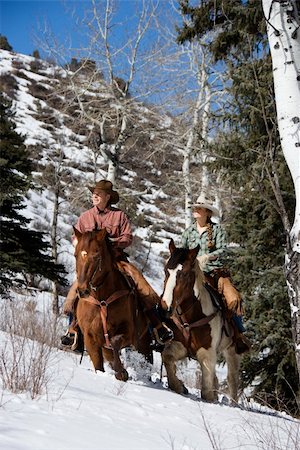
[223,346,240,403]
[196,347,218,402]
[84,332,104,372]
[162,341,188,394]
[110,335,129,382]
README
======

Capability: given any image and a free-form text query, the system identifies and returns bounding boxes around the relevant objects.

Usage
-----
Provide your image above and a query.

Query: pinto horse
[73,227,152,381]
[161,239,240,403]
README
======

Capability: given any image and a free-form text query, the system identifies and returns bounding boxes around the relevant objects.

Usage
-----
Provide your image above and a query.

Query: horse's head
[74,227,112,296]
[161,239,199,310]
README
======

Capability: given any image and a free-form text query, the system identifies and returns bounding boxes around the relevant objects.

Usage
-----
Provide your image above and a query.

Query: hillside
[0,48,186,292]
[0,307,299,450]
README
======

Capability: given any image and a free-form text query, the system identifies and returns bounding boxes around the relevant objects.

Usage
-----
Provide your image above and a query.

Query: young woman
[181,194,250,354]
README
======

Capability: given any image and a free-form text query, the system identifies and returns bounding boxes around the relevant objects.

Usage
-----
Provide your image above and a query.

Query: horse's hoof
[115,369,128,382]
[182,385,188,395]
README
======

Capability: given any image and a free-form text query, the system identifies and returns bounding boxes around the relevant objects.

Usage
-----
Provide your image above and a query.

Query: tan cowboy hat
[87,180,119,204]
[192,193,219,217]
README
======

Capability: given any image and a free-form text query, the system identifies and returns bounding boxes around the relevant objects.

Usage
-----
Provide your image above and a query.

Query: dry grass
[0,296,62,399]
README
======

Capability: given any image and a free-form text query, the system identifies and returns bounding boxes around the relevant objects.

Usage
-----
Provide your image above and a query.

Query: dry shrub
[0,74,18,98]
[27,80,49,100]
[0,297,61,398]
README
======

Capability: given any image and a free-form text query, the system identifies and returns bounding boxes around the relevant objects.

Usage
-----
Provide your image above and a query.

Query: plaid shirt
[75,206,133,249]
[181,222,227,273]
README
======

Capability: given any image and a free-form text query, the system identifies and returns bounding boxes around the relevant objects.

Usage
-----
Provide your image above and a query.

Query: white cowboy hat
[191,193,220,218]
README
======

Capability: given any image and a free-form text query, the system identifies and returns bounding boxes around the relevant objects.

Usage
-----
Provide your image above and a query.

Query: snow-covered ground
[0,342,299,450]
[0,292,299,450]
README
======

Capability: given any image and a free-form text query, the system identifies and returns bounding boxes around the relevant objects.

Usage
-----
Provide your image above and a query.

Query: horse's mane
[193,259,206,286]
[77,229,114,257]
[166,248,190,270]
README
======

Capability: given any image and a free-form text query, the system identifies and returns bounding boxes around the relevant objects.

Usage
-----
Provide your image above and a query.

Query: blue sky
[1,1,79,55]
[0,0,138,56]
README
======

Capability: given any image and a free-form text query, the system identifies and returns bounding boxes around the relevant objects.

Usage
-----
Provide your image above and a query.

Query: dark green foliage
[177,1,299,414]
[210,58,299,414]
[177,1,265,60]
[0,95,66,293]
[0,34,13,51]
[225,193,298,415]
[32,49,41,59]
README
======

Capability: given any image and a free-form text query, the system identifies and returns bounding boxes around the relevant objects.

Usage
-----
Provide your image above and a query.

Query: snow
[0,326,299,450]
[0,291,299,450]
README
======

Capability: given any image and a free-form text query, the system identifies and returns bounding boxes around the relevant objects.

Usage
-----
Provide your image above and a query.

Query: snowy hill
[0,324,299,450]
[0,48,185,292]
[0,293,299,450]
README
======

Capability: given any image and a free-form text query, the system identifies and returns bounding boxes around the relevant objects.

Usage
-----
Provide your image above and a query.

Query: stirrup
[153,323,174,346]
[60,331,78,350]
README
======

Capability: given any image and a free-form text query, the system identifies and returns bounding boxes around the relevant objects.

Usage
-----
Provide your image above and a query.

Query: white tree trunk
[262,0,300,385]
[182,52,209,228]
[199,85,212,193]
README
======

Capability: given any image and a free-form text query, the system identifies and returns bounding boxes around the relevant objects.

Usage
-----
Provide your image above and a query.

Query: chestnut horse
[73,228,152,381]
[161,239,240,403]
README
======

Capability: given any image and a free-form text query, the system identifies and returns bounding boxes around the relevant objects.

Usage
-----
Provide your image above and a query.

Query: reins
[88,256,103,292]
[171,297,218,344]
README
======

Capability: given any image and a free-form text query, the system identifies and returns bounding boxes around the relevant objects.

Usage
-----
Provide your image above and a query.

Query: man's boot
[116,260,174,347]
[152,322,174,346]
[60,321,84,354]
[232,319,251,354]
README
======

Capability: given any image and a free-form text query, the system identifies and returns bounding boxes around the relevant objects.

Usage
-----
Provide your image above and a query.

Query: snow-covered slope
[0,326,298,450]
[0,49,183,291]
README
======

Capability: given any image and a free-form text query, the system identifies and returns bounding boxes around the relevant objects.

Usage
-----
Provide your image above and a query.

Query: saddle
[204,281,227,315]
[205,270,250,354]
[205,268,243,315]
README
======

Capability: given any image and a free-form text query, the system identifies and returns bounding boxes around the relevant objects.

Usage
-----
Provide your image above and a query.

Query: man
[61,180,173,351]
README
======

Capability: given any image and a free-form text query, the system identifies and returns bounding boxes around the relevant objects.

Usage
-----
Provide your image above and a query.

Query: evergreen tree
[0,35,13,51]
[32,49,41,59]
[0,95,66,294]
[177,1,299,414]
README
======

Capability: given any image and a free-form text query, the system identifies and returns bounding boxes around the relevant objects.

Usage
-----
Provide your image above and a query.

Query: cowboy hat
[192,193,219,217]
[87,180,119,204]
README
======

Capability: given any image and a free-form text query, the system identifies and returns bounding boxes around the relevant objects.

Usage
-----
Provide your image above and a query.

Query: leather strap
[171,311,218,345]
[81,290,130,348]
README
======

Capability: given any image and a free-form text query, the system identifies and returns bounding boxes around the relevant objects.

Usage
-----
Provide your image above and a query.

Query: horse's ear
[188,245,199,262]
[73,227,82,240]
[169,239,176,254]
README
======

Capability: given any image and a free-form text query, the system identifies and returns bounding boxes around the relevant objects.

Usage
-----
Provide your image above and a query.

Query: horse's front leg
[196,347,218,402]
[110,334,129,382]
[162,341,188,394]
[76,303,105,372]
[84,330,105,372]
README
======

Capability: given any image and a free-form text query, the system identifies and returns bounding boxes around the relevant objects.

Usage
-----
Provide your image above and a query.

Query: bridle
[166,265,217,345]
[88,255,103,292]
[76,246,132,350]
